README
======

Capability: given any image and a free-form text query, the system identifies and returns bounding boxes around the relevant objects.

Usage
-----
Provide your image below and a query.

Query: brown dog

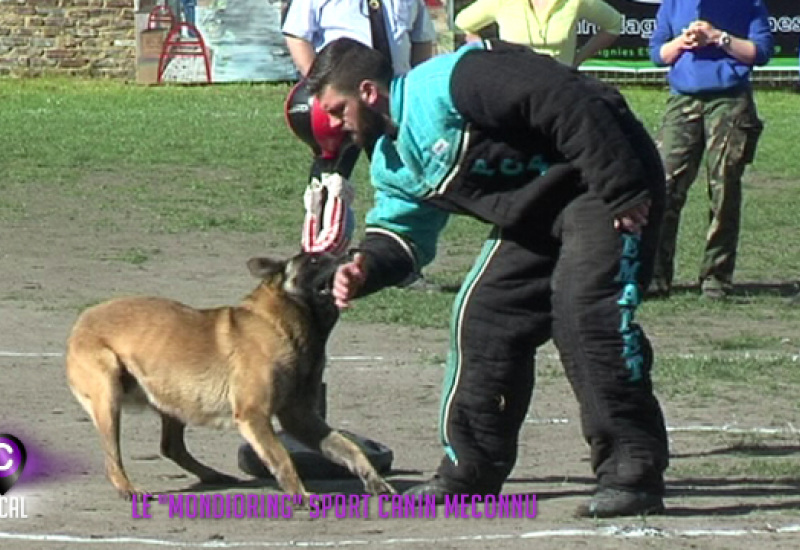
[65,251,394,499]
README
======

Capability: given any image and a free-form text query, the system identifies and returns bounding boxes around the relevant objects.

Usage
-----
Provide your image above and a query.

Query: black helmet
[284,80,347,160]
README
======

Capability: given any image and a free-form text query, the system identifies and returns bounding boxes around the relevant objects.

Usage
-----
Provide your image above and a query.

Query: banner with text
[582,0,799,62]
[451,0,799,64]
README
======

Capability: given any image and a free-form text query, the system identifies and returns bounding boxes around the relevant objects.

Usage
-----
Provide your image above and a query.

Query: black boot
[402,475,467,505]
[575,487,665,518]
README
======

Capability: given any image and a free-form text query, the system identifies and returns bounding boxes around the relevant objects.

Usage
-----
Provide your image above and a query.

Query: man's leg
[649,95,705,297]
[553,191,669,518]
[698,91,762,298]
[406,226,556,497]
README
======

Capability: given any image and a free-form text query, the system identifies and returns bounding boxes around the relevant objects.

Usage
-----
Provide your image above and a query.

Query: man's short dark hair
[306,37,394,97]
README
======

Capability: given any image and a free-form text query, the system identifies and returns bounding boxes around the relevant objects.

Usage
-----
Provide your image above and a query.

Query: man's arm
[649,0,679,66]
[285,34,316,77]
[333,238,417,308]
[688,21,758,64]
[657,29,697,66]
[614,200,651,235]
[333,252,368,309]
[337,231,418,306]
[573,30,618,67]
[344,158,451,301]
[686,7,773,67]
[574,0,622,67]
[454,0,498,37]
[408,0,437,67]
[281,0,319,76]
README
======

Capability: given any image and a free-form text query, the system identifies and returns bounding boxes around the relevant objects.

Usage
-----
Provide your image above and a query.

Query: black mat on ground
[237,430,393,479]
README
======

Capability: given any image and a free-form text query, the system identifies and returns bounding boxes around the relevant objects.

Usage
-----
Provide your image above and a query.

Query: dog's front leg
[278,406,396,496]
[320,430,396,496]
[236,414,309,499]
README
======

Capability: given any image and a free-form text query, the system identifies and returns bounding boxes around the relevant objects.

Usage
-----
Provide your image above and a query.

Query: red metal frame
[156,22,212,84]
[146,5,175,31]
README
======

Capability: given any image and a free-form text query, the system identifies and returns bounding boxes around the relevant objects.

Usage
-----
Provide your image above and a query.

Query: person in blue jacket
[647,0,773,299]
[305,37,670,518]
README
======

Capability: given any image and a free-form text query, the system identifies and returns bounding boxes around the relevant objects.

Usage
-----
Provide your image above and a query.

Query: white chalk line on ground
[526,418,800,436]
[0,351,384,362]
[0,351,64,357]
[2,524,800,547]
[1,350,798,546]
[5,348,798,436]
[666,423,800,435]
[3,349,799,361]
[4,348,799,436]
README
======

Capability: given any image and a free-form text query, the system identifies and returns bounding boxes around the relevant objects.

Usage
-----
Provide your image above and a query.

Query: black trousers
[436,188,669,495]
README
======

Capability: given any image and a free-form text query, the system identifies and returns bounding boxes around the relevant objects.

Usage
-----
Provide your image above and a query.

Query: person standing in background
[454,0,622,67]
[647,0,773,299]
[283,0,436,78]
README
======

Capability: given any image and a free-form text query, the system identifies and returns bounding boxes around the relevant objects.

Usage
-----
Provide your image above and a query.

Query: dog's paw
[293,491,315,510]
[366,477,396,496]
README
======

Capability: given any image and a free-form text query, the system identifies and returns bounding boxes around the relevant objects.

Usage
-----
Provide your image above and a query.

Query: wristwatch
[718,31,732,48]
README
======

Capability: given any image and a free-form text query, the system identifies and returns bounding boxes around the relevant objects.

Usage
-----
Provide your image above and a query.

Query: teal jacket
[356,40,661,295]
[365,41,485,268]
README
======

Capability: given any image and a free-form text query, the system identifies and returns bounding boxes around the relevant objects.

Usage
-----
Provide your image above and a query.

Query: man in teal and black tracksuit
[306,37,670,518]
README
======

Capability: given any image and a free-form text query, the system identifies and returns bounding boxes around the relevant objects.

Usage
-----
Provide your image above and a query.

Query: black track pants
[436,191,669,495]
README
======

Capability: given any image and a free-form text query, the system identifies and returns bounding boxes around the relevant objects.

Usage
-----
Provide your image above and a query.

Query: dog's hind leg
[66,345,140,499]
[159,414,237,486]
[278,405,396,496]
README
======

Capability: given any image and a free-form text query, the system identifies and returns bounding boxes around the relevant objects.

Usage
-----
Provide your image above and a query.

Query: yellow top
[455,0,623,65]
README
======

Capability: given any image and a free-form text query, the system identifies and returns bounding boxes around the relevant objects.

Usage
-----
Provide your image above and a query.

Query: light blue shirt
[282,0,437,76]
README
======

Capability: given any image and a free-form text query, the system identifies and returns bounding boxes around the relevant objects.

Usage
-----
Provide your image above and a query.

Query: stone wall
[0,0,136,78]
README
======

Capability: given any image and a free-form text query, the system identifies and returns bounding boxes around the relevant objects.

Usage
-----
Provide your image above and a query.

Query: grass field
[2,80,798,320]
[1,78,799,492]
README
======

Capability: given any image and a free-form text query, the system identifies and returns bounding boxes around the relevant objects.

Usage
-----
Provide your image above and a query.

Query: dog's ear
[247,257,284,279]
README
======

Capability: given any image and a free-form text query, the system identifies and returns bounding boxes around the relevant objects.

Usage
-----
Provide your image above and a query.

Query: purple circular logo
[0,434,27,494]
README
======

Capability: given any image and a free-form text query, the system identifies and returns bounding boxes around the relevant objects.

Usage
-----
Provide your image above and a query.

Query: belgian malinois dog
[65,251,394,499]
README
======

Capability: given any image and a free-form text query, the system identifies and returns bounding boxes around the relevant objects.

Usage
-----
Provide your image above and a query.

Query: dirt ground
[1,198,799,549]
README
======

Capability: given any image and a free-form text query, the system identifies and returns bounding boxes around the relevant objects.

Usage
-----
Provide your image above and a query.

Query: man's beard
[352,100,388,154]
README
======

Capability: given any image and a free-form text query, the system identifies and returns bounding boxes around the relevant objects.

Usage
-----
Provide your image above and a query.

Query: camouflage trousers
[651,89,763,292]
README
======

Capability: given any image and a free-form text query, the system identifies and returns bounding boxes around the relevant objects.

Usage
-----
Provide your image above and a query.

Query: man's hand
[687,20,722,49]
[678,26,700,50]
[660,26,700,64]
[333,252,368,309]
[614,200,651,235]
[687,19,756,64]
